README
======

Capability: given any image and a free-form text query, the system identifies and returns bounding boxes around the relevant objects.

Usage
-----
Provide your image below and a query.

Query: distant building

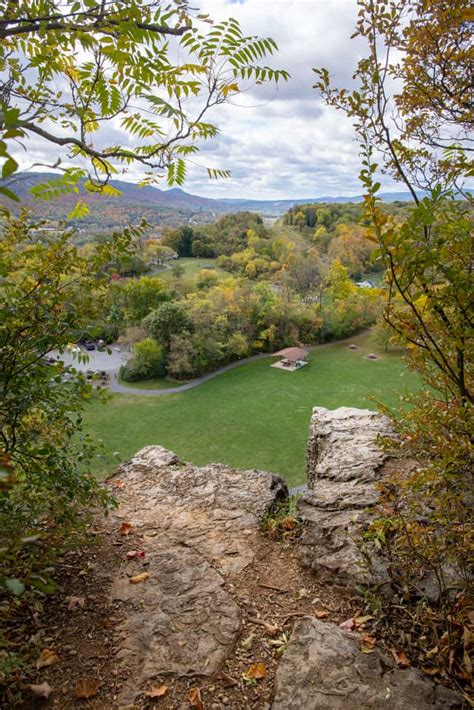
[355,279,375,288]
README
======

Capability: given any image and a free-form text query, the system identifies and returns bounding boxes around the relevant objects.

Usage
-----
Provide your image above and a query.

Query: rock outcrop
[273,617,462,709]
[107,445,287,704]
[298,406,393,587]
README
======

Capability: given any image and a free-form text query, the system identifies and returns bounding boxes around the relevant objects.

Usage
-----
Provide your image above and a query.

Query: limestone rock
[108,445,287,703]
[272,617,462,710]
[298,406,393,587]
[306,406,391,490]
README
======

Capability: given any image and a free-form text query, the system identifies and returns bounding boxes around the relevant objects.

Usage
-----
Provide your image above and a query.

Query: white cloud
[12,0,398,199]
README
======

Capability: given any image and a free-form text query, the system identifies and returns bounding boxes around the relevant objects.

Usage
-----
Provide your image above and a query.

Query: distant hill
[0,172,434,234]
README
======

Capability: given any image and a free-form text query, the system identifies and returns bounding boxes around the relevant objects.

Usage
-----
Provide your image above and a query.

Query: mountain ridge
[2,172,422,218]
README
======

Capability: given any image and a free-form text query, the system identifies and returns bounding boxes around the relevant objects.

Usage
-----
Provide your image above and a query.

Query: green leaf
[2,157,18,179]
[0,185,20,202]
[5,578,25,596]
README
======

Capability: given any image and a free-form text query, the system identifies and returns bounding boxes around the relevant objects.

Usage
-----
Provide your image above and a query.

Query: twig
[246,616,280,635]
[278,612,311,625]
[257,582,289,594]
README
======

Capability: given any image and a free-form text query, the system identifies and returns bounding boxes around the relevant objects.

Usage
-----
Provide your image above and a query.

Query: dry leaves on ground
[129,572,149,584]
[242,662,267,681]
[145,684,169,698]
[30,681,53,699]
[314,609,329,619]
[36,648,59,669]
[67,595,86,610]
[391,649,411,667]
[119,522,133,536]
[188,686,204,709]
[75,677,100,699]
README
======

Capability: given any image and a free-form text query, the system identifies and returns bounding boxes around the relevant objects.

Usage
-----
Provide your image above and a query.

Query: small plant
[260,496,304,540]
[269,632,289,656]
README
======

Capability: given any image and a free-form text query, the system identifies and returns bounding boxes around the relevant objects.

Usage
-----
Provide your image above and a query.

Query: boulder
[298,406,393,587]
[272,617,462,709]
[107,445,287,704]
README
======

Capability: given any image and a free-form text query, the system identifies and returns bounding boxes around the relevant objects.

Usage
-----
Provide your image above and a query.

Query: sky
[189,0,370,200]
[13,0,402,200]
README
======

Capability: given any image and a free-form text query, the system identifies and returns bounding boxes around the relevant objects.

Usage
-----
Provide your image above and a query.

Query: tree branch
[0,19,187,40]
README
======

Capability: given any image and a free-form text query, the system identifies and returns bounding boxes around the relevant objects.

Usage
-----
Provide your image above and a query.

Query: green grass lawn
[117,375,188,390]
[157,257,231,286]
[85,331,419,487]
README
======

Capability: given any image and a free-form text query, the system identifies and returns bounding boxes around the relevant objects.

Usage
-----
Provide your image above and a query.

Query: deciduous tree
[0,0,288,206]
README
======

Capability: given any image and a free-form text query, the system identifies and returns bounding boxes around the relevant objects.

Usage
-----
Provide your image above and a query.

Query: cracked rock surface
[107,445,287,704]
[273,617,462,710]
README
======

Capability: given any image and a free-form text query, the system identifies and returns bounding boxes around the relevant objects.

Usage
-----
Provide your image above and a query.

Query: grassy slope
[156,257,232,286]
[85,331,419,486]
[117,375,188,390]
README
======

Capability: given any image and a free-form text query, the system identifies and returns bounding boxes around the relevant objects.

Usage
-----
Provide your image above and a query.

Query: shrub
[120,338,165,382]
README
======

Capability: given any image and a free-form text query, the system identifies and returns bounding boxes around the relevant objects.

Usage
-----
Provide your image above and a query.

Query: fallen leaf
[113,479,125,488]
[145,684,168,698]
[36,648,59,669]
[339,618,355,631]
[30,681,53,699]
[354,614,374,627]
[242,662,267,680]
[295,588,309,600]
[119,522,133,536]
[426,645,439,659]
[129,572,149,584]
[314,609,329,619]
[67,595,86,610]
[75,678,100,699]
[241,635,254,651]
[362,634,377,648]
[420,665,440,676]
[391,649,410,667]
[126,550,145,560]
[361,645,376,654]
[188,686,204,709]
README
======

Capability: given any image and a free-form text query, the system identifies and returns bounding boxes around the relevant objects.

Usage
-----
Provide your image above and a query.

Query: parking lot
[48,345,130,373]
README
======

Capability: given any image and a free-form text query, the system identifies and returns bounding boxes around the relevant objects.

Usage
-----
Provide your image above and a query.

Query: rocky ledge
[297,406,394,588]
[103,424,461,708]
[107,446,287,705]
[273,617,461,709]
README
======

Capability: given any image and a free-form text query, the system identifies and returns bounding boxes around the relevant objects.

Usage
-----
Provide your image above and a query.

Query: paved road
[107,330,372,397]
[108,353,271,396]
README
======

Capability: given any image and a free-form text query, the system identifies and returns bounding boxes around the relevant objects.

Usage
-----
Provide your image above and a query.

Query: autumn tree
[314,0,473,683]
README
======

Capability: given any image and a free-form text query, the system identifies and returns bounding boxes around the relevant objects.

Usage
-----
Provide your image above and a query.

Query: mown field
[84,331,419,486]
[155,257,232,286]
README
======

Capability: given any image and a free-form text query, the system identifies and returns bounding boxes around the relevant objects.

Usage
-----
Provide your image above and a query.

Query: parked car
[84,340,95,351]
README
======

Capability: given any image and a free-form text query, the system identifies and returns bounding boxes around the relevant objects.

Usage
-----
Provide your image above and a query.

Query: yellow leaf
[243,662,267,680]
[145,684,169,698]
[129,572,149,584]
[36,648,59,669]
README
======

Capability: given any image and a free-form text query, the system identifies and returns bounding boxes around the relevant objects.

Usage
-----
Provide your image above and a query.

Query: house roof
[273,347,309,361]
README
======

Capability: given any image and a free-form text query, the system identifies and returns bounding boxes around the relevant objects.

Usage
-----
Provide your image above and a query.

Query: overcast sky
[189,0,371,199]
[15,0,403,200]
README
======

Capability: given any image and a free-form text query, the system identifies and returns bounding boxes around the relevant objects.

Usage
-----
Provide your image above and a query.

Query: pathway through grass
[85,331,419,486]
